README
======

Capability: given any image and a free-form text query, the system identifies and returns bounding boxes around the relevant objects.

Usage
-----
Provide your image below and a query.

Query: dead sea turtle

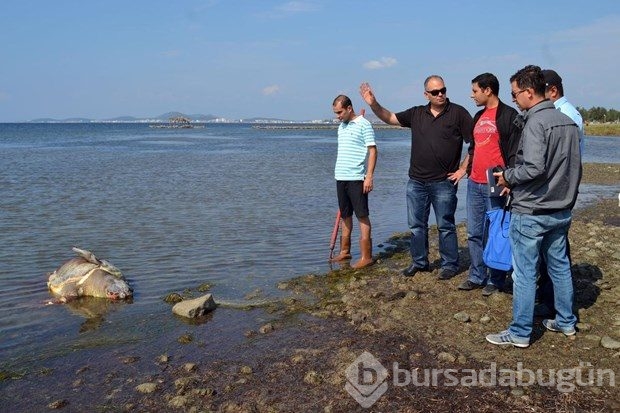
[47,247,132,302]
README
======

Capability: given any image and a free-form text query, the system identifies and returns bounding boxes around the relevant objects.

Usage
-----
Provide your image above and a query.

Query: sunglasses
[426,87,447,96]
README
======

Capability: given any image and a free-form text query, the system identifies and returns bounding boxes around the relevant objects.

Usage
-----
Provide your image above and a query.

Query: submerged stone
[172,294,216,318]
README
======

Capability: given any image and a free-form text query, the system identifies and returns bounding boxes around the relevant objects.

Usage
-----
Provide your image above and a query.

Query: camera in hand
[486,166,505,197]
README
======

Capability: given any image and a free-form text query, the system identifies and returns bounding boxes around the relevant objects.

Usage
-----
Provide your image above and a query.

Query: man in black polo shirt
[360,76,472,280]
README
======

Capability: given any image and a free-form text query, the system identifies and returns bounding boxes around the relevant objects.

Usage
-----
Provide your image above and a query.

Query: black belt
[531,208,567,216]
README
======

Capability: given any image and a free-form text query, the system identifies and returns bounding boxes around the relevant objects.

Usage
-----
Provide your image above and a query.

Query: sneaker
[438,268,458,280]
[542,319,576,336]
[458,280,483,290]
[402,264,430,277]
[486,330,530,348]
[482,284,500,296]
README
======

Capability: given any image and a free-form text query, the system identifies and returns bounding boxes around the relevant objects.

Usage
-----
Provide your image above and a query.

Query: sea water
[0,123,617,370]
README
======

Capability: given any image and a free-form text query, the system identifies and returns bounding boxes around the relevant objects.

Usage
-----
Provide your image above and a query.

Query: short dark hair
[509,65,546,97]
[472,73,499,96]
[333,95,352,108]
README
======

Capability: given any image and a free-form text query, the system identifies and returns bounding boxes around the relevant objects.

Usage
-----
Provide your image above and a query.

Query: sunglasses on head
[426,87,447,96]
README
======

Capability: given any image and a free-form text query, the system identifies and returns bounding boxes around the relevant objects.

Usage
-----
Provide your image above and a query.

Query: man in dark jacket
[457,73,521,295]
[486,65,581,348]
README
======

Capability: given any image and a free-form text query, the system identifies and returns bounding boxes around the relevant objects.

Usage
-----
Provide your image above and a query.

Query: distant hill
[155,112,218,122]
[29,118,62,123]
[105,116,140,122]
[23,112,323,124]
[25,112,219,123]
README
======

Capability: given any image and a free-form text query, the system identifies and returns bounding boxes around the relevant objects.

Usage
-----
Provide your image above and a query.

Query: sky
[1,0,619,122]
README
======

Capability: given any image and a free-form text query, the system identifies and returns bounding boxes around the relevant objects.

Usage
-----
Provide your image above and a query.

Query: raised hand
[359,82,376,106]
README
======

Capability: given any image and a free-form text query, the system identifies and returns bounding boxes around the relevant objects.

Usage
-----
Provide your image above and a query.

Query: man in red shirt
[457,73,521,295]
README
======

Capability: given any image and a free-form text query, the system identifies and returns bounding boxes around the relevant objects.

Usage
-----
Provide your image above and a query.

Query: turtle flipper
[100,259,123,278]
[72,247,101,265]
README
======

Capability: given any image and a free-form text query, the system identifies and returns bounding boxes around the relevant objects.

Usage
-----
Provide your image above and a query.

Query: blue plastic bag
[483,208,513,271]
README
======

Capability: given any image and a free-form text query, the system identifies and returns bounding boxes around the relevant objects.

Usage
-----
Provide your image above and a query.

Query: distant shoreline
[251,124,402,130]
[1,121,619,137]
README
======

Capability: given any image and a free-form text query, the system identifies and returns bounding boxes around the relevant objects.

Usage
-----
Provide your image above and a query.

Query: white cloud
[363,57,397,70]
[262,85,281,95]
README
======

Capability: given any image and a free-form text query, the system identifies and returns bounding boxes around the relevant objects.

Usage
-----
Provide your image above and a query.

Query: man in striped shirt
[331,95,377,269]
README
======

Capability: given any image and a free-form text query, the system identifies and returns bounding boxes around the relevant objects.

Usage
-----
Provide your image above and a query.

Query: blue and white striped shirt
[335,116,376,181]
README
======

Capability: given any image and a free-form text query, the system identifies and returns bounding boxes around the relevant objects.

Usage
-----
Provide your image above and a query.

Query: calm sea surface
[0,123,618,372]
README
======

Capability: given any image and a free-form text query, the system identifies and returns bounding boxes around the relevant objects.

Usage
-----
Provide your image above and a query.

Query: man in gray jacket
[486,65,582,348]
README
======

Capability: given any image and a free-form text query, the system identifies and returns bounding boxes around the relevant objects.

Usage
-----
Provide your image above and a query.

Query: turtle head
[105,278,133,300]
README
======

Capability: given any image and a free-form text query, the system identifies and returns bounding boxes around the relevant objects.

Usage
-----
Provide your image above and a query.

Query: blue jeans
[508,210,577,340]
[466,180,507,286]
[406,178,458,271]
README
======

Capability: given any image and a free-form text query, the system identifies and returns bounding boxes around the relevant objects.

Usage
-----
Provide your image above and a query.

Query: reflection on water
[0,124,618,372]
[63,296,132,333]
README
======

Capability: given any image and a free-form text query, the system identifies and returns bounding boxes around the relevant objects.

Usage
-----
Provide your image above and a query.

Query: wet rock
[259,323,275,334]
[304,370,323,385]
[600,336,620,349]
[453,311,471,323]
[192,388,215,397]
[405,291,420,300]
[576,322,592,332]
[158,354,169,364]
[358,322,377,333]
[350,311,368,324]
[583,334,602,345]
[163,292,183,304]
[168,395,189,408]
[172,294,216,318]
[177,334,193,344]
[437,352,457,363]
[120,356,140,364]
[510,387,525,397]
[135,382,158,393]
[47,399,68,409]
[244,288,263,300]
[183,363,196,372]
[197,282,212,292]
[175,377,197,390]
[291,354,304,364]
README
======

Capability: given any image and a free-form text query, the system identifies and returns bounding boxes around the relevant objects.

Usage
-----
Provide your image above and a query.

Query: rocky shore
[3,163,619,412]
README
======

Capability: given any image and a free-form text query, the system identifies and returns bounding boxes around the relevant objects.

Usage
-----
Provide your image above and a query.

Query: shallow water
[0,123,617,371]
